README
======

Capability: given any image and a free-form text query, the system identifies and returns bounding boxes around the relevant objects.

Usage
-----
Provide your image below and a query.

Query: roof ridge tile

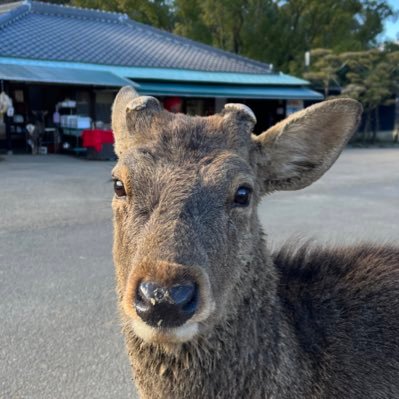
[0,1,31,29]
[31,1,128,24]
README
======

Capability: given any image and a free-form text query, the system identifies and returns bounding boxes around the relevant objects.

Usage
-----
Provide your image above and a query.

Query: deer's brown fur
[111,87,399,399]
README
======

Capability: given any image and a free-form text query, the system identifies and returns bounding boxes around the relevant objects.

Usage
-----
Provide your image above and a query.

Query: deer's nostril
[135,286,151,314]
[138,282,165,303]
[135,282,198,328]
[169,283,196,306]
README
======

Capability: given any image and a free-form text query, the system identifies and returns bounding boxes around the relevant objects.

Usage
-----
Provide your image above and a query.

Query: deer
[111,86,399,399]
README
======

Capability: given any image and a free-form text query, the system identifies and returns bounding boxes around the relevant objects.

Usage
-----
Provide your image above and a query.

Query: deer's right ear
[252,99,362,194]
[112,86,162,156]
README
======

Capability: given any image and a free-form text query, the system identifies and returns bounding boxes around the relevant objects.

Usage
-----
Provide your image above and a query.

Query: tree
[304,46,399,143]
[174,0,212,44]
[340,48,398,142]
[383,44,399,142]
[303,49,342,97]
[174,0,253,54]
[175,0,395,74]
[263,0,395,74]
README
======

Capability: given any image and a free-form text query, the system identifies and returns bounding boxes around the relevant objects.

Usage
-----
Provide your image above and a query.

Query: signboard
[286,99,304,116]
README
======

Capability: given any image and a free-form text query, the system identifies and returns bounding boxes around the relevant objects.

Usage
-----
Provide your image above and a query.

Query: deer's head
[111,87,361,344]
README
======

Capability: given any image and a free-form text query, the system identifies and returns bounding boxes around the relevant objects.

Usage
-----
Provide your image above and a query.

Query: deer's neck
[122,244,302,399]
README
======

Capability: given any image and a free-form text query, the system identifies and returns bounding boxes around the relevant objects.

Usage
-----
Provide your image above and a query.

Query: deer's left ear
[252,99,362,194]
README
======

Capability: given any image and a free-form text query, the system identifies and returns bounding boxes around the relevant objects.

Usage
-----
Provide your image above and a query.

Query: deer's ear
[252,99,362,193]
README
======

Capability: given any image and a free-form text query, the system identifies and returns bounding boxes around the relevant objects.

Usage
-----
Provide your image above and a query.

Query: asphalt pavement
[1,148,398,399]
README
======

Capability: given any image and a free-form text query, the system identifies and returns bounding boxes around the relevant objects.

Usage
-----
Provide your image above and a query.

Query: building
[0,0,322,153]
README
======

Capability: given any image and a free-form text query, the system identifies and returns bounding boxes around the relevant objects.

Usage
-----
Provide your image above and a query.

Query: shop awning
[0,63,137,87]
[137,82,323,100]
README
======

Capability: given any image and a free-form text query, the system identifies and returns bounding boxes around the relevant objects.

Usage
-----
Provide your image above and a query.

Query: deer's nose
[135,281,198,328]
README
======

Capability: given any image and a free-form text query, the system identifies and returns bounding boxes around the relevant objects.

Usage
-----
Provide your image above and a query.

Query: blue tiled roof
[0,1,275,75]
[138,81,323,100]
[0,62,137,87]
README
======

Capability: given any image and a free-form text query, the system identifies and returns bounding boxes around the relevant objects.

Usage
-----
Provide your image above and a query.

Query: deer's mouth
[131,318,200,344]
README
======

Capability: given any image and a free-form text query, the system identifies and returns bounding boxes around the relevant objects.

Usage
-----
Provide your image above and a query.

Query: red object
[82,129,114,152]
[164,97,182,113]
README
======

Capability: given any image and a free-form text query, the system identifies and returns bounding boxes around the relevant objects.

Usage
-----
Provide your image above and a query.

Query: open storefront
[0,64,135,156]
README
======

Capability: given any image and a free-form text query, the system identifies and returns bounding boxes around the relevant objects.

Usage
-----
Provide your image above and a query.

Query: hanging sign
[286,100,304,116]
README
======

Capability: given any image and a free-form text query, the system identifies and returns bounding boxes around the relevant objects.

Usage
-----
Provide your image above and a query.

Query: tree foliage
[174,0,212,44]
[303,49,342,97]
[341,50,392,109]
[306,47,399,110]
[304,46,399,141]
[173,0,395,74]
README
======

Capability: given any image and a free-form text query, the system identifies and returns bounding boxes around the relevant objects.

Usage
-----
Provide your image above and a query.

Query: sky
[384,0,399,40]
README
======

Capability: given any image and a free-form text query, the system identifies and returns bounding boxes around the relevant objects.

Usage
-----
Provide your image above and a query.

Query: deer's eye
[114,179,126,197]
[234,186,252,206]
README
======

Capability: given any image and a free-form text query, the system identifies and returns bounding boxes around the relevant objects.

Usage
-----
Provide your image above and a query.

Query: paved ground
[1,148,398,399]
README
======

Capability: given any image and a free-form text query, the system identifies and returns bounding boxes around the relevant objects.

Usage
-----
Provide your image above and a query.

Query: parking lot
[1,148,399,399]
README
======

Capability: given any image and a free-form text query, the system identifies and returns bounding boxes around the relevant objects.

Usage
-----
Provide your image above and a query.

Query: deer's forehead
[130,112,249,155]
[114,149,253,187]
[113,113,253,184]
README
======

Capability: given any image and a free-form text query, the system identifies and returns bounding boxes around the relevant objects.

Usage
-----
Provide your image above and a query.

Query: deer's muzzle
[135,281,198,328]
